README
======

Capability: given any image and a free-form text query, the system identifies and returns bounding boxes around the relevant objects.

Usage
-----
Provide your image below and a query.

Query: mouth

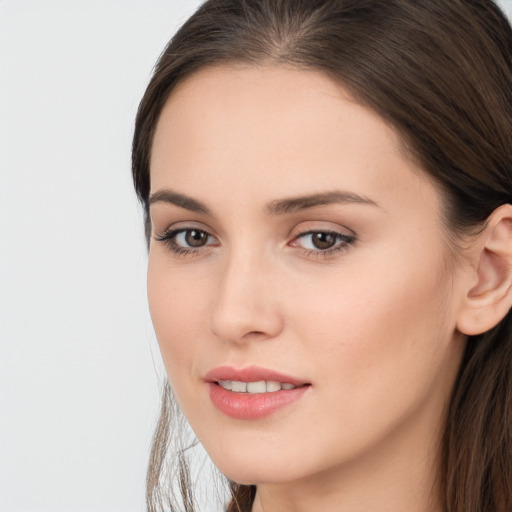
[204,366,311,419]
[205,365,310,390]
[216,379,301,393]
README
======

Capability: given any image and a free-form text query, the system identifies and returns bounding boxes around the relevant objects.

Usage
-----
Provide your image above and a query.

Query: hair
[132,1,512,510]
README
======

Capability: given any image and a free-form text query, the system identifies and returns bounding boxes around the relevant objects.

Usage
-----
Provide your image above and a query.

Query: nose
[208,249,284,345]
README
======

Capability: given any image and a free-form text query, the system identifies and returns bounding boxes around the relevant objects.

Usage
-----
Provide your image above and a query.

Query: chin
[203,440,314,486]
[218,464,297,487]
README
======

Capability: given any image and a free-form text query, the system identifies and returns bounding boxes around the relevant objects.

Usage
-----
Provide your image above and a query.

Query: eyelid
[153,219,214,235]
[153,224,219,255]
[289,221,355,239]
[287,222,357,257]
[290,230,355,247]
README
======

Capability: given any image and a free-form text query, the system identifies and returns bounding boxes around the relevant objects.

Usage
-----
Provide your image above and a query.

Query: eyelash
[154,228,217,257]
[293,230,356,258]
[154,228,356,258]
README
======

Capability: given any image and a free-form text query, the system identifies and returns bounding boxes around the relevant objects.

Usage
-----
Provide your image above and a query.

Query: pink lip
[204,366,311,420]
[204,365,309,386]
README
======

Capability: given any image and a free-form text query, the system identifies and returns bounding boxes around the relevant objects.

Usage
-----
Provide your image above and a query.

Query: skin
[147,65,471,512]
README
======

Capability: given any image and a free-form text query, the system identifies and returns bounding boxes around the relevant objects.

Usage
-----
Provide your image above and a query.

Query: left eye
[155,228,217,253]
[294,231,354,251]
[174,229,213,248]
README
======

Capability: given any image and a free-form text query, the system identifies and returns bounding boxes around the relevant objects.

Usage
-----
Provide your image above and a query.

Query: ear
[456,204,512,336]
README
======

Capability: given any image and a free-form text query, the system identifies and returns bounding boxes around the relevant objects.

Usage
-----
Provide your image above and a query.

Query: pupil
[312,232,336,250]
[185,230,207,247]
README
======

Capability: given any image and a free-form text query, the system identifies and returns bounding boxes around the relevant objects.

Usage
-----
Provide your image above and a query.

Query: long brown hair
[132,1,512,510]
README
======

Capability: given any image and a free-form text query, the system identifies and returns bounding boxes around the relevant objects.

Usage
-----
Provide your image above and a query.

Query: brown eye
[310,232,337,250]
[292,230,356,255]
[155,227,217,254]
[185,229,209,247]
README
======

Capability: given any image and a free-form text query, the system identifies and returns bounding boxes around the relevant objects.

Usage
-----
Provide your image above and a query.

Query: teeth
[217,380,298,393]
[247,381,266,394]
[231,381,247,393]
[266,380,281,392]
[218,380,232,390]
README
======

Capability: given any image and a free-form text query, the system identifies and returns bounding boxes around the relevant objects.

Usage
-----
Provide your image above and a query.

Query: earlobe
[456,204,512,336]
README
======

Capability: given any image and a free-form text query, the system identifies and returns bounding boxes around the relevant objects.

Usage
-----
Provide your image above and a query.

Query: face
[148,65,466,487]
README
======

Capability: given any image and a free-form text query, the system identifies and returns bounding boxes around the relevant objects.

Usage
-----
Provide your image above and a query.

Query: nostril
[243,330,267,339]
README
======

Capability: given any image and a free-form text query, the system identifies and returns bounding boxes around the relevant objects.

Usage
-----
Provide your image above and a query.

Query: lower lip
[207,382,310,420]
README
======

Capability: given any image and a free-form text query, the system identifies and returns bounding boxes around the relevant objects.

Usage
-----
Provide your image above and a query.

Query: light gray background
[1,1,512,511]
[0,2,203,511]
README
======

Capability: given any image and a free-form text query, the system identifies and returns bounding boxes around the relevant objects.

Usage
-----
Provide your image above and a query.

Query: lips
[204,366,311,420]
[204,365,310,386]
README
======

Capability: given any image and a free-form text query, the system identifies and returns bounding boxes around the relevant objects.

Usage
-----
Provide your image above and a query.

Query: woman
[132,1,512,511]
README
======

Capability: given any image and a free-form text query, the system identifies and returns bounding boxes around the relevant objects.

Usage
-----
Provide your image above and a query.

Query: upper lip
[204,365,310,386]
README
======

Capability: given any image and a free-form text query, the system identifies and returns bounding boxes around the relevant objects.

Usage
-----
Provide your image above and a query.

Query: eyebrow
[149,189,210,214]
[148,188,381,215]
[267,190,381,214]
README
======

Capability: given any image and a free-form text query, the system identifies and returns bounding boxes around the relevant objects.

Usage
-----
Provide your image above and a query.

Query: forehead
[150,64,437,215]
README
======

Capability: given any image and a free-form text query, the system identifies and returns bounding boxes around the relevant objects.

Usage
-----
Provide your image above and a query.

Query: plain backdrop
[2,1,512,511]
[0,2,205,511]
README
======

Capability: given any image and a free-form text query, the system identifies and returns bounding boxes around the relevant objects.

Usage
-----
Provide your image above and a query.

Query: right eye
[154,228,218,255]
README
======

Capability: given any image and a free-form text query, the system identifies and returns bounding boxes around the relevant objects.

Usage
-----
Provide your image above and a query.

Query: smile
[204,366,311,420]
[217,380,298,393]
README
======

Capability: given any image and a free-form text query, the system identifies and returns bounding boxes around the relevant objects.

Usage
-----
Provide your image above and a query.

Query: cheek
[146,256,206,383]
[289,242,450,379]
[289,245,455,413]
